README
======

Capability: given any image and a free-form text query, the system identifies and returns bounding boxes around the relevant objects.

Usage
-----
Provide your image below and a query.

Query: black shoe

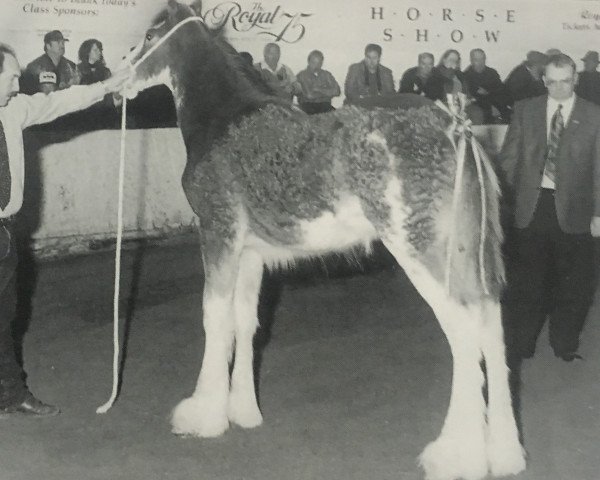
[1,394,60,417]
[556,352,583,362]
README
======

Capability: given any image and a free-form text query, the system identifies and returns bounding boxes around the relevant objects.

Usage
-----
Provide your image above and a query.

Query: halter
[435,94,490,298]
[96,15,205,415]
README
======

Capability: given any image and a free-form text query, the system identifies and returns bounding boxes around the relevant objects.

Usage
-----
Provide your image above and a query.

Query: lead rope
[95,16,207,414]
[96,96,128,414]
[435,94,490,297]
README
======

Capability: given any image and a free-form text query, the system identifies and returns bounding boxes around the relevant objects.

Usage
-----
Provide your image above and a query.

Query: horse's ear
[166,0,179,24]
[189,0,203,16]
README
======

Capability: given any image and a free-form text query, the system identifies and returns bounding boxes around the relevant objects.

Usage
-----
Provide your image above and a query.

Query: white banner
[1,1,600,96]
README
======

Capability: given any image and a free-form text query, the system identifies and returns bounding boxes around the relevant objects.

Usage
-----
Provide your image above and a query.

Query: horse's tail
[445,131,505,301]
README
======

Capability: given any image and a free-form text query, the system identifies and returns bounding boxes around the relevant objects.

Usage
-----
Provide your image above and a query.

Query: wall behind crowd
[1,0,599,108]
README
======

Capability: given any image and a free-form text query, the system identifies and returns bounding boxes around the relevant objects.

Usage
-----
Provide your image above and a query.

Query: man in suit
[0,43,128,415]
[344,44,395,105]
[500,53,600,362]
[576,51,600,106]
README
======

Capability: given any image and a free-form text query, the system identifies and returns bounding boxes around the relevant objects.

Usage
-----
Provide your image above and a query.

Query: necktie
[0,120,11,210]
[544,104,564,184]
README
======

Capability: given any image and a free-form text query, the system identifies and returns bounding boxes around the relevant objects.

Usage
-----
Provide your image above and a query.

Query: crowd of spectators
[18,29,600,129]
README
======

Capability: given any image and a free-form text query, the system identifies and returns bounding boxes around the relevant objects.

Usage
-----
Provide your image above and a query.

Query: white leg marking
[171,265,237,438]
[228,248,264,429]
[481,300,526,477]
[383,242,488,480]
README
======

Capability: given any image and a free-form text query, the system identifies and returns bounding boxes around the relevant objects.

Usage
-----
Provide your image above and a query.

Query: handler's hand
[102,68,131,94]
[591,216,600,237]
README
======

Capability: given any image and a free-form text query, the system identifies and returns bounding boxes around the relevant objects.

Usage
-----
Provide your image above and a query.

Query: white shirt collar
[547,94,576,120]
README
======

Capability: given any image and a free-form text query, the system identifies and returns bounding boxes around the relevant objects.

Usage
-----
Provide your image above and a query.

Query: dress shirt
[542,94,576,189]
[0,83,108,217]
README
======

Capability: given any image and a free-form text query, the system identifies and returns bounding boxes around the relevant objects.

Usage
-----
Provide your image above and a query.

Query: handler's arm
[16,69,130,129]
[591,120,600,237]
[498,100,523,188]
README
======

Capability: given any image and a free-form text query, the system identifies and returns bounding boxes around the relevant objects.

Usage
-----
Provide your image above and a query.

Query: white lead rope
[95,15,206,415]
[96,97,128,414]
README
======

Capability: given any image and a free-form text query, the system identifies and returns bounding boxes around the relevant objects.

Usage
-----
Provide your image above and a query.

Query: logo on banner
[202,2,313,43]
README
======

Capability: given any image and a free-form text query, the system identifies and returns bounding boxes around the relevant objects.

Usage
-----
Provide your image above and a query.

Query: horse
[121,1,526,479]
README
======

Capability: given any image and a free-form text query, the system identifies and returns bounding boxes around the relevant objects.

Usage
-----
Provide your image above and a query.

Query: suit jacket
[504,63,547,104]
[500,94,600,233]
[344,61,395,105]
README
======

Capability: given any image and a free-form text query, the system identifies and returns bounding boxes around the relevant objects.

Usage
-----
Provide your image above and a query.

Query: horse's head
[122,0,205,98]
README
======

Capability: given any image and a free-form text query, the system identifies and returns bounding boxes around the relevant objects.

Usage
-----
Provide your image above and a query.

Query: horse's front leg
[171,240,241,438]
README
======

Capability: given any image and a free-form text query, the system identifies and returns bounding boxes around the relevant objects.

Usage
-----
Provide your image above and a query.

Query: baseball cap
[44,30,68,44]
[39,71,57,84]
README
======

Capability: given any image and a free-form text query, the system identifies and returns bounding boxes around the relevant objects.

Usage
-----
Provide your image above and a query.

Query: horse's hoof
[170,396,229,438]
[419,436,488,480]
[487,440,526,477]
[227,391,263,429]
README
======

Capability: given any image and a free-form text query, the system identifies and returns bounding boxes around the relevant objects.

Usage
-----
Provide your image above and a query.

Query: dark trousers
[299,102,335,115]
[0,222,27,407]
[503,190,597,358]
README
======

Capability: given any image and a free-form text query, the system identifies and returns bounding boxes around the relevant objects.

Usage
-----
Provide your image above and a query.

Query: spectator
[296,50,340,114]
[77,39,111,85]
[22,30,79,94]
[254,43,301,102]
[398,52,444,101]
[576,51,600,106]
[500,53,600,362]
[505,51,548,103]
[463,49,510,123]
[344,44,395,105]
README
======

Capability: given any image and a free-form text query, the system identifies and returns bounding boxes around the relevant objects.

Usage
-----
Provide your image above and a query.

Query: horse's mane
[154,2,282,111]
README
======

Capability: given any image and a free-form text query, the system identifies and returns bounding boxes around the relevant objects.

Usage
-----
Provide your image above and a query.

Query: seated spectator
[398,52,444,101]
[576,51,600,106]
[504,51,548,104]
[77,39,111,85]
[344,44,395,105]
[22,30,79,94]
[296,50,340,114]
[254,43,301,102]
[435,49,470,100]
[545,48,562,57]
[463,49,510,123]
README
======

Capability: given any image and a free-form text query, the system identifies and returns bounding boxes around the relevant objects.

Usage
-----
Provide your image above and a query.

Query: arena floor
[0,240,598,480]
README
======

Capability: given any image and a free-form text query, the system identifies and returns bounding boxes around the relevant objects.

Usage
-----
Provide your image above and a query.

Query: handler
[0,43,128,416]
[501,53,600,362]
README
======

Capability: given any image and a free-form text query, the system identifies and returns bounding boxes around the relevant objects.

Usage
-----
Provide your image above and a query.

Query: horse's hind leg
[228,248,264,429]
[171,242,240,438]
[382,241,488,480]
[480,299,526,476]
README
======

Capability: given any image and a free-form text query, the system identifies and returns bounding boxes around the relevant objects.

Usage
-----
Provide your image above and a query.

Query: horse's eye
[146,33,153,41]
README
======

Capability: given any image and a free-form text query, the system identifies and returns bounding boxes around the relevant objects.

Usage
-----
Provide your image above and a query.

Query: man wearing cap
[505,51,548,104]
[0,43,129,416]
[500,53,600,363]
[22,30,79,95]
[576,51,600,106]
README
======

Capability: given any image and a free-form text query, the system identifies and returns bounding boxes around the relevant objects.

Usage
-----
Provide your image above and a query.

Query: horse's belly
[245,194,377,268]
[297,195,377,251]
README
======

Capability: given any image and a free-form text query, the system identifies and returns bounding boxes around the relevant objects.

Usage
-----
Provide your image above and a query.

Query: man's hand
[102,68,131,94]
[591,216,600,237]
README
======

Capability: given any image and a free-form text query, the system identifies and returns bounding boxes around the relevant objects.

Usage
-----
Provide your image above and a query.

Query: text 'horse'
[122,2,526,479]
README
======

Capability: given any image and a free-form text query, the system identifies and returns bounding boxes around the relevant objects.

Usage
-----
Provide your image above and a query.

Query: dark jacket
[504,63,547,104]
[344,61,395,105]
[77,62,111,85]
[500,95,600,233]
[434,65,470,98]
[398,67,445,101]
[463,65,510,122]
[575,71,600,106]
